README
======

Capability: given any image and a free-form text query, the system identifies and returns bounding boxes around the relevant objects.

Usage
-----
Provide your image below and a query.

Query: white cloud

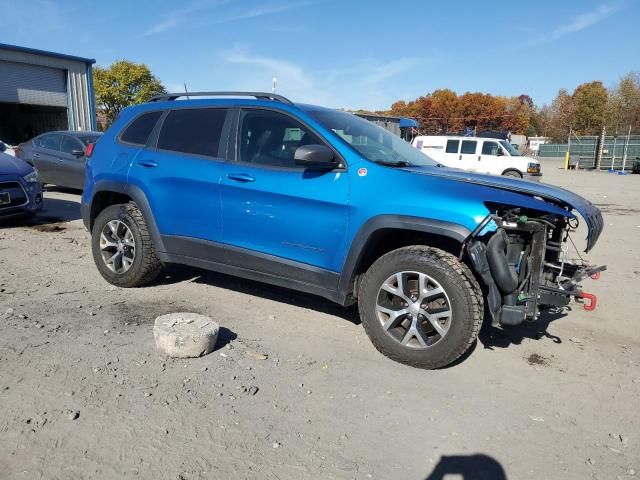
[522,3,621,46]
[142,0,314,37]
[214,46,428,109]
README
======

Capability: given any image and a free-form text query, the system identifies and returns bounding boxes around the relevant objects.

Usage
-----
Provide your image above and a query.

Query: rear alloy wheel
[358,246,483,369]
[91,203,162,287]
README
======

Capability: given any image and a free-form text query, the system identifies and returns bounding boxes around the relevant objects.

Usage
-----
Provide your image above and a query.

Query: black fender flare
[86,181,166,255]
[336,215,471,303]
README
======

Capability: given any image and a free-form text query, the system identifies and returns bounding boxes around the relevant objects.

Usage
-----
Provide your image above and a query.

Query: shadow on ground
[0,194,81,230]
[478,308,567,350]
[156,264,361,325]
[424,454,507,480]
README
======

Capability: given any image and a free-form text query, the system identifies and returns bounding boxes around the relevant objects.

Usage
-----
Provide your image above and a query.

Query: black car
[17,131,102,189]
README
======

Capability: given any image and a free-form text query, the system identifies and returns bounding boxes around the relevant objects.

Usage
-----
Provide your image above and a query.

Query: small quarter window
[445,139,459,153]
[120,111,163,146]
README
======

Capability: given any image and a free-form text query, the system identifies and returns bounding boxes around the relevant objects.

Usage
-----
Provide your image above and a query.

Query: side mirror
[294,144,337,169]
[496,149,504,156]
[71,149,85,158]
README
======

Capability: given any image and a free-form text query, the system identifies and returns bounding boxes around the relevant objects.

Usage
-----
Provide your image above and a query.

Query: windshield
[305,108,438,167]
[499,140,521,156]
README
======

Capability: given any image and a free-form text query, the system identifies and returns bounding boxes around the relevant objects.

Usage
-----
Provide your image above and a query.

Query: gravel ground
[1,159,638,480]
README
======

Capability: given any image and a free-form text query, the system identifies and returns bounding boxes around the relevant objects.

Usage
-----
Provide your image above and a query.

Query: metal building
[0,43,96,145]
[354,112,419,142]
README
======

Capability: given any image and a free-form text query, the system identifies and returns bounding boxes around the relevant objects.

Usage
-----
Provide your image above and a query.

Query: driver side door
[220,108,350,274]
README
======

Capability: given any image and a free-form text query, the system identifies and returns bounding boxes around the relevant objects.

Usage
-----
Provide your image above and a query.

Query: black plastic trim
[337,215,471,302]
[161,235,341,302]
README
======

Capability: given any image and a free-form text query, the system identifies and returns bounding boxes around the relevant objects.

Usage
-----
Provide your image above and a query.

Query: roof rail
[148,91,293,105]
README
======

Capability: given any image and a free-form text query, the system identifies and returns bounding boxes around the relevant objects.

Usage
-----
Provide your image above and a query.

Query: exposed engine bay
[467,206,606,327]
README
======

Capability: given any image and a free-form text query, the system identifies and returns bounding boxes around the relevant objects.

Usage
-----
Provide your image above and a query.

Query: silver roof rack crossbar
[149,91,293,105]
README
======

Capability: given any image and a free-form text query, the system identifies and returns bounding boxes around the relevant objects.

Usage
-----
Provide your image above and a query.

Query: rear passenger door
[59,135,87,188]
[33,133,63,185]
[459,139,479,172]
[128,107,230,248]
[441,139,460,168]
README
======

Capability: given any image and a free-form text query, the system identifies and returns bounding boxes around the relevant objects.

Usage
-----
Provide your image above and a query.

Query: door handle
[459,154,462,160]
[477,155,481,161]
[227,173,255,183]
[137,160,159,168]
[34,153,40,158]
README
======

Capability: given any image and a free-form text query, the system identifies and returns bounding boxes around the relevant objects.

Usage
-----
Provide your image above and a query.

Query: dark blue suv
[82,92,605,368]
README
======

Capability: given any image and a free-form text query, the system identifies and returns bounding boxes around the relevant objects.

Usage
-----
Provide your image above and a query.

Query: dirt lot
[1,160,639,480]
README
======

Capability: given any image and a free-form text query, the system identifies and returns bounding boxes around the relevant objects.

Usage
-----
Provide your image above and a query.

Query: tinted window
[157,108,228,157]
[60,136,82,155]
[120,111,163,145]
[482,141,501,155]
[461,140,477,154]
[239,109,324,168]
[445,139,459,153]
[39,134,61,151]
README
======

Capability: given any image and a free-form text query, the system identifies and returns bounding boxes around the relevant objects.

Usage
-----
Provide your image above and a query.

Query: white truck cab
[412,135,541,179]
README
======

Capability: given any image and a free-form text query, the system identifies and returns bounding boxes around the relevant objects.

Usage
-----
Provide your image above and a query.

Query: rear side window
[120,111,163,146]
[157,108,228,157]
[445,139,459,153]
[60,136,82,155]
[461,140,477,154]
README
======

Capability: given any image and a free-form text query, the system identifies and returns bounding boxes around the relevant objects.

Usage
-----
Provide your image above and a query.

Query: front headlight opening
[23,170,39,183]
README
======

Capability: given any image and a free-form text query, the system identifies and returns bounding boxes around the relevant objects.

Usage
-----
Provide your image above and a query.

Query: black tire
[358,246,483,369]
[91,202,162,287]
[502,169,522,178]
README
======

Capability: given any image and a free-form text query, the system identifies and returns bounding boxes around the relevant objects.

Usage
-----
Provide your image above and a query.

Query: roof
[0,43,95,65]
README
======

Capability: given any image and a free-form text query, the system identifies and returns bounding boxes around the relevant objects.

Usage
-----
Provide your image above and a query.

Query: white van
[412,136,541,179]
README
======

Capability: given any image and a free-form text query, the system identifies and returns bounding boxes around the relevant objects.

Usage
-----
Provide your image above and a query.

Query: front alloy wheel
[100,220,136,274]
[376,271,452,348]
[358,246,483,369]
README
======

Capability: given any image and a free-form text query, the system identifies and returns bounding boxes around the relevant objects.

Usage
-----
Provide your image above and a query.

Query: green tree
[571,81,608,135]
[94,60,166,126]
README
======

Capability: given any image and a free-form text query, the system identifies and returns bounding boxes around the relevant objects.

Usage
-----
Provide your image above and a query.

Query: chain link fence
[538,135,640,171]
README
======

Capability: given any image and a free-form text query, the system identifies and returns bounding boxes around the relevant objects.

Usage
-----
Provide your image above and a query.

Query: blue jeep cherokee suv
[81,92,605,368]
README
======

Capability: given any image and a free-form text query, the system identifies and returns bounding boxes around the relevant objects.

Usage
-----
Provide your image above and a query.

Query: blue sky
[2,0,639,110]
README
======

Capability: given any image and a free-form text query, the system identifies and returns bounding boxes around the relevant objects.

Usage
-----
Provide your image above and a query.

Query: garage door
[0,60,67,107]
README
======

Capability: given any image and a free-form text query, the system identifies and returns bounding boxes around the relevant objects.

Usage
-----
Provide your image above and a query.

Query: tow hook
[576,292,597,311]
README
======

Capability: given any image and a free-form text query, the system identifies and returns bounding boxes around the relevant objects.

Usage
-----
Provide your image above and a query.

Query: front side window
[445,139,459,154]
[482,141,501,156]
[238,109,324,168]
[158,108,228,157]
[460,140,477,154]
[120,111,163,146]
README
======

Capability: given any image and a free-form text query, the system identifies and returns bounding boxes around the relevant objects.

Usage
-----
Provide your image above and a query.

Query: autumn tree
[571,81,608,135]
[94,60,166,126]
[606,72,640,134]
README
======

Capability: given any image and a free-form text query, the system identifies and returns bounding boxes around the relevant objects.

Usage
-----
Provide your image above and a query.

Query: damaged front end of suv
[466,193,605,327]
